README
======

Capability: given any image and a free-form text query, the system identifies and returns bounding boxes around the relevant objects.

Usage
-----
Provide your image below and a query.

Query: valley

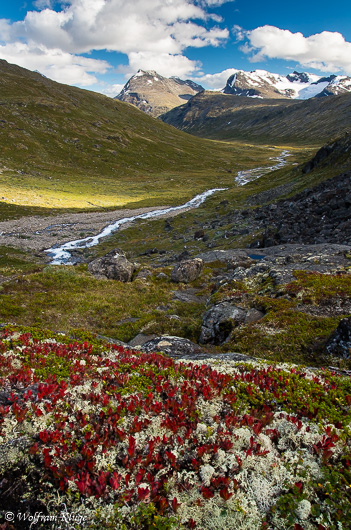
[160,90,351,144]
[0,58,351,530]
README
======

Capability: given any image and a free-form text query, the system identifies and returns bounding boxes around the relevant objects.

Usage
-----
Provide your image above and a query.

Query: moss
[285,270,351,304]
[0,264,209,344]
[225,306,342,365]
[0,246,42,276]
[219,271,351,368]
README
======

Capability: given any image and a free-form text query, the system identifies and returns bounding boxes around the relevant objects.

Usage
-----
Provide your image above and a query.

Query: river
[45,150,290,265]
[45,187,227,264]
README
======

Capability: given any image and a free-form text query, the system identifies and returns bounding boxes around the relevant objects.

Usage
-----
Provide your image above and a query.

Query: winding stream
[46,150,291,265]
[235,150,291,186]
[45,188,227,264]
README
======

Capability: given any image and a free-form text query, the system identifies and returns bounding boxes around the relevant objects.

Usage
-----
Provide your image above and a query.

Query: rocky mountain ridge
[115,70,204,117]
[222,69,351,99]
[116,67,351,117]
[160,89,351,144]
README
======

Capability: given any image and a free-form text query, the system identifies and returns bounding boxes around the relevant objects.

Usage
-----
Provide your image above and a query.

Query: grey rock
[141,335,203,357]
[199,302,246,345]
[177,352,256,362]
[88,249,135,282]
[196,249,264,265]
[128,333,157,348]
[135,269,152,280]
[245,308,265,324]
[326,316,351,358]
[172,288,207,304]
[170,258,204,283]
[227,256,255,270]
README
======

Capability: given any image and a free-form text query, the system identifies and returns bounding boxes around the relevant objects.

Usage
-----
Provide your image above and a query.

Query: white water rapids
[235,150,291,186]
[45,188,227,264]
[45,150,290,265]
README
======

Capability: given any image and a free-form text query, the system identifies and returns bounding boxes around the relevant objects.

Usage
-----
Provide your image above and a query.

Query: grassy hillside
[160,91,351,145]
[0,60,277,213]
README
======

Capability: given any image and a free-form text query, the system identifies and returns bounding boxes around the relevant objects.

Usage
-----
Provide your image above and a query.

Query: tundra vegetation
[0,327,350,529]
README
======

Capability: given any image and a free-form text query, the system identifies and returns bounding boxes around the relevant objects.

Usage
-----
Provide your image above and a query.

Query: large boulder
[170,258,203,283]
[88,249,135,282]
[326,316,351,358]
[141,335,203,358]
[199,302,247,345]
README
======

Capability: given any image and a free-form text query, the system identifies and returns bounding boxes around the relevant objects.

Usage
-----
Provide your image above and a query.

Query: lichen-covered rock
[170,258,203,283]
[88,249,135,282]
[244,308,265,324]
[326,316,351,358]
[134,269,152,281]
[141,335,203,357]
[128,333,157,348]
[199,302,246,345]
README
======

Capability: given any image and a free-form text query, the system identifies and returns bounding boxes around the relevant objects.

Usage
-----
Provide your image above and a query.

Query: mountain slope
[115,70,203,117]
[160,90,351,144]
[0,60,274,212]
[222,69,351,99]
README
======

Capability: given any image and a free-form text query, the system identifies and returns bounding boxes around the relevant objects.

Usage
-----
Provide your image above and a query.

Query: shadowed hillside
[160,90,351,145]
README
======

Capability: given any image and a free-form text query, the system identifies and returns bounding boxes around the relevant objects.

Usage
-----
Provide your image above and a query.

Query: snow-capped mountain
[222,70,351,99]
[115,70,204,117]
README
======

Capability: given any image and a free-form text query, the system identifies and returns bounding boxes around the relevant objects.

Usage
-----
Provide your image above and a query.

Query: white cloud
[33,0,55,8]
[191,67,238,89]
[199,0,234,5]
[0,0,234,88]
[0,42,110,86]
[94,82,124,97]
[127,51,201,78]
[2,0,229,56]
[241,25,351,75]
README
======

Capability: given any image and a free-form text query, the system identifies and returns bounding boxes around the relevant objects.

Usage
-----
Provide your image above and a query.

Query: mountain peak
[134,69,159,77]
[222,68,351,100]
[115,71,203,117]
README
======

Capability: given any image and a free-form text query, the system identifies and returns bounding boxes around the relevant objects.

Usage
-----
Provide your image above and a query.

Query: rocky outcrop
[134,269,152,281]
[128,333,157,348]
[199,303,247,345]
[193,172,351,251]
[255,172,351,247]
[326,317,351,358]
[220,244,351,286]
[141,335,203,357]
[88,249,135,281]
[171,258,203,283]
[302,133,351,174]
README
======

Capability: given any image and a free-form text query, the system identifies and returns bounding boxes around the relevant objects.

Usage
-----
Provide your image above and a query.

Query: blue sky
[0,0,351,96]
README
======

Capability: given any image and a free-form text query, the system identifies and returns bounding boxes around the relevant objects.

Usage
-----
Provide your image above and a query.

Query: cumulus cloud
[127,51,201,78]
[0,0,234,89]
[191,68,238,89]
[95,83,125,97]
[0,42,110,86]
[241,25,351,74]
[7,0,229,55]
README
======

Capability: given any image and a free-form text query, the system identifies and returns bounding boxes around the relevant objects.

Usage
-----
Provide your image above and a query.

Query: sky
[0,0,351,97]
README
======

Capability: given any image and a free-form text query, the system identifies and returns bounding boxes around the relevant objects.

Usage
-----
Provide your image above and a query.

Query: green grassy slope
[160,91,351,145]
[0,60,277,213]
